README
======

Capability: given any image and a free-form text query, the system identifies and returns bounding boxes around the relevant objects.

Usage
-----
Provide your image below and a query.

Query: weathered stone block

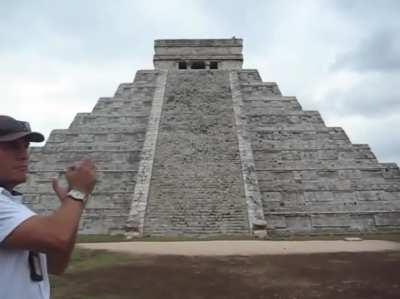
[265,215,287,228]
[375,213,400,226]
[311,214,351,227]
[286,215,312,231]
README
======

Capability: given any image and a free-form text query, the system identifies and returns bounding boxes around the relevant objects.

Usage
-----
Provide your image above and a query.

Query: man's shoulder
[0,189,35,243]
[0,188,34,216]
[0,189,13,204]
[0,187,24,204]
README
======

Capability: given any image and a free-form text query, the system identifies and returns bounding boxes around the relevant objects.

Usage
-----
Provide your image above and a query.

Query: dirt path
[78,240,400,256]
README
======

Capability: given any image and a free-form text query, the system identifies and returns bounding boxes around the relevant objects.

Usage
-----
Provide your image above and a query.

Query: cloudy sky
[1,0,399,166]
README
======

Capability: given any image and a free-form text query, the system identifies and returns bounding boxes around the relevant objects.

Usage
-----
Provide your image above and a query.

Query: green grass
[66,248,134,272]
[50,248,135,299]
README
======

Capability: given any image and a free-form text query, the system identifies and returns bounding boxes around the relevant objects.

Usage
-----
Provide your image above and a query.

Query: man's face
[0,138,29,189]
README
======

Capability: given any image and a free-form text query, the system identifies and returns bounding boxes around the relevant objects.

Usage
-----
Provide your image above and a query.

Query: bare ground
[52,250,400,299]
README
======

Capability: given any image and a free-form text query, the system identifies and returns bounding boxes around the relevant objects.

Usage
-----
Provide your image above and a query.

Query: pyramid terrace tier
[242,97,303,112]
[92,97,152,114]
[245,111,326,130]
[265,211,400,236]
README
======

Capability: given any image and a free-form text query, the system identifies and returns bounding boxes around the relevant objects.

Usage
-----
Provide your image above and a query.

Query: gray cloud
[1,0,400,166]
[332,0,400,25]
[346,114,400,164]
[0,0,217,64]
[373,132,400,164]
[320,73,400,117]
[332,29,400,72]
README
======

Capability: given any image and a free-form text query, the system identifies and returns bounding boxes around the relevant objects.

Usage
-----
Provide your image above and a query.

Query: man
[0,115,97,299]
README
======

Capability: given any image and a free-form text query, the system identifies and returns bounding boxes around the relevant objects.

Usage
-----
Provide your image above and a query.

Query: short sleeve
[0,195,35,243]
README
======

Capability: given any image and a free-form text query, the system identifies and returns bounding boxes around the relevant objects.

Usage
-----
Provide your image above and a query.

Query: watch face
[68,190,86,201]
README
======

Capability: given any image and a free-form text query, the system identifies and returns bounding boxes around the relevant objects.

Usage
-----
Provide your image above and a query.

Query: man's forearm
[46,198,84,274]
[3,196,84,255]
[47,229,80,275]
[48,197,84,245]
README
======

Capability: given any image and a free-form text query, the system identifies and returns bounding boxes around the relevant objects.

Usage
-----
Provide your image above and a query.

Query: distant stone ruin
[20,38,400,237]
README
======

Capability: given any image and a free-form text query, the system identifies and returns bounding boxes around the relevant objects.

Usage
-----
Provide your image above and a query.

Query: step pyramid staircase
[19,39,400,237]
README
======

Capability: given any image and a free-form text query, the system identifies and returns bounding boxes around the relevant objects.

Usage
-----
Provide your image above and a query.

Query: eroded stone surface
[143,70,249,237]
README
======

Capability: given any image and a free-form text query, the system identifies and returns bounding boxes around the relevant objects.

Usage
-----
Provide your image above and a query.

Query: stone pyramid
[20,38,400,237]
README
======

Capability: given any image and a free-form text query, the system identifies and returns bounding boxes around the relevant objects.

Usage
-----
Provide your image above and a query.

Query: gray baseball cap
[0,115,45,142]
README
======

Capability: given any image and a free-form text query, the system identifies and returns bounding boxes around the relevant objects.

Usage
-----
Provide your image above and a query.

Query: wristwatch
[67,189,89,205]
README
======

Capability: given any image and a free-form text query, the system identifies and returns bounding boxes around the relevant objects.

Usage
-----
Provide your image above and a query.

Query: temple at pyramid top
[153,38,243,70]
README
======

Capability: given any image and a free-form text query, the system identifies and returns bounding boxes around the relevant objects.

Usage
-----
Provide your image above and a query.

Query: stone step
[240,82,282,96]
[243,96,302,111]
[256,168,385,182]
[80,215,129,235]
[144,230,248,237]
[263,199,400,213]
[238,69,263,83]
[259,173,389,188]
[22,170,138,195]
[251,128,352,150]
[114,84,157,100]
[144,218,249,226]
[108,86,157,99]
[92,97,152,114]
[255,159,381,171]
[251,127,350,140]
[29,160,140,173]
[44,129,146,148]
[143,69,249,236]
[113,83,135,98]
[246,111,326,130]
[29,148,142,162]
[42,142,145,152]
[143,225,249,232]
[381,163,400,179]
[132,70,159,84]
[47,127,146,137]
[69,113,149,129]
[29,150,143,172]
[253,146,376,162]
[93,105,151,115]
[262,190,400,203]
[258,177,400,192]
[264,211,400,236]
